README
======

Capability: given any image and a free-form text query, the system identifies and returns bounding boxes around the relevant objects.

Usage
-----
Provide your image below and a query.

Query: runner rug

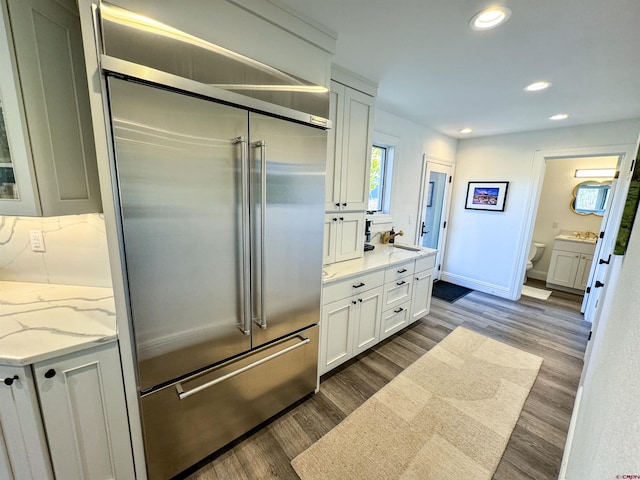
[292,327,542,479]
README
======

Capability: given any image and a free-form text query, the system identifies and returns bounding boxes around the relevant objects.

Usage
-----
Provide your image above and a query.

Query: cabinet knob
[44,369,57,379]
[3,375,18,386]
[339,217,344,221]
[332,217,338,222]
[358,298,363,303]
[352,300,357,305]
[335,203,340,208]
[342,203,347,207]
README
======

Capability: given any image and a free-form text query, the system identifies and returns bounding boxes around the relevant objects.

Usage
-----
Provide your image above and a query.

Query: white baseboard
[558,385,583,480]
[440,272,511,298]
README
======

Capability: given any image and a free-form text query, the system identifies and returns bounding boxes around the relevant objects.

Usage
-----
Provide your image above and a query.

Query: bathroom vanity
[546,235,597,293]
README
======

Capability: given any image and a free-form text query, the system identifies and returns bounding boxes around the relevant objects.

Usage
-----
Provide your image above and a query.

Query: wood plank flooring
[182,284,589,480]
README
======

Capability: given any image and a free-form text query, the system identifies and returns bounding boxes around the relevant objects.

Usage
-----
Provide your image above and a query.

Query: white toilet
[525,242,546,282]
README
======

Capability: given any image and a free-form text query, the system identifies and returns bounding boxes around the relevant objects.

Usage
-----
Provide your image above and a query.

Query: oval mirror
[571,181,611,216]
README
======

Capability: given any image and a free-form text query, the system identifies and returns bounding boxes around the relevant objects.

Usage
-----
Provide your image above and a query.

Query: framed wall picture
[465,181,509,211]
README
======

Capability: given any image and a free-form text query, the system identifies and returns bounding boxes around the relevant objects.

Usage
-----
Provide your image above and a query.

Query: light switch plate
[29,230,46,252]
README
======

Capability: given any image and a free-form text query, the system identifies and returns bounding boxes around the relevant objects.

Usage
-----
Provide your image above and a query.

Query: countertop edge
[0,336,118,366]
[322,246,437,285]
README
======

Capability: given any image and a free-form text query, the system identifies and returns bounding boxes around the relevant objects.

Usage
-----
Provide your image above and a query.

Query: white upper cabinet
[326,80,374,212]
[0,0,101,216]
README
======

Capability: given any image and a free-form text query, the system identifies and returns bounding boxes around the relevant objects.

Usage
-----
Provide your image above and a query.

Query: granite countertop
[0,281,117,366]
[322,243,437,284]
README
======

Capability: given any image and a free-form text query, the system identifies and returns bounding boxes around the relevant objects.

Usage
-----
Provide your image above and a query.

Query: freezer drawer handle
[175,335,310,400]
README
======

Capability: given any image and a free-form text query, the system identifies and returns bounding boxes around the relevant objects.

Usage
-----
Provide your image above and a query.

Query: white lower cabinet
[0,342,134,480]
[319,285,383,375]
[411,256,436,323]
[546,239,595,292]
[320,253,436,376]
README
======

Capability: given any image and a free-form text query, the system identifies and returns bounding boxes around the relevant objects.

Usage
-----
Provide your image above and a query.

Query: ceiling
[280,0,640,139]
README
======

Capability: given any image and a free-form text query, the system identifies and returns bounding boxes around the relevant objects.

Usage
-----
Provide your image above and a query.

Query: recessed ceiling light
[524,81,552,92]
[459,128,473,134]
[470,7,512,31]
[549,113,570,121]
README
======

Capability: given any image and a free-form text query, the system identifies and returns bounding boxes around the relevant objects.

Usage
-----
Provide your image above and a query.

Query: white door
[417,158,453,280]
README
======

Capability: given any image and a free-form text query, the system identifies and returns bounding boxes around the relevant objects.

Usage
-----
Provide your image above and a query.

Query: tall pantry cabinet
[323,74,376,265]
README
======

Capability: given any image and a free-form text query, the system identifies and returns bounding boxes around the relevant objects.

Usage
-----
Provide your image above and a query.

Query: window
[369,144,387,211]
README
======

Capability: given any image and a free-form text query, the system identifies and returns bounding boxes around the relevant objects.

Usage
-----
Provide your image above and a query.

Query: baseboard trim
[558,385,583,480]
[440,272,511,298]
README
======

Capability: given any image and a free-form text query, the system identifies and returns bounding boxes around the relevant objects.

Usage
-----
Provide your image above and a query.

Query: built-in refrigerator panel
[108,78,252,391]
[249,113,326,348]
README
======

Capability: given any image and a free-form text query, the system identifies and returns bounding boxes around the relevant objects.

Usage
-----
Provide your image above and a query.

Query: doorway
[520,144,636,322]
[416,157,453,281]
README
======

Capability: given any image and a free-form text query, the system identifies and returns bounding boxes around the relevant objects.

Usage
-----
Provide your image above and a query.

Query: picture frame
[465,181,509,211]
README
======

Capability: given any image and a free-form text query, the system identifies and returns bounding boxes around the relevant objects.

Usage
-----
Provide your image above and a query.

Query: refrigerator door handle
[233,136,251,335]
[175,334,310,400]
[252,140,267,330]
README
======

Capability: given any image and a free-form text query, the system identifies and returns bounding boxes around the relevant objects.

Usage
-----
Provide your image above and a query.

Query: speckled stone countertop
[322,244,437,284]
[0,281,117,365]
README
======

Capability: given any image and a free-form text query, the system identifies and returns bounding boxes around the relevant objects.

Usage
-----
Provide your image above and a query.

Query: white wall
[445,119,640,298]
[529,155,618,280]
[370,108,458,240]
[564,204,640,478]
[0,213,112,287]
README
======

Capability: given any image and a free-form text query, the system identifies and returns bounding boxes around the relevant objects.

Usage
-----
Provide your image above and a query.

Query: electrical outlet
[29,230,46,252]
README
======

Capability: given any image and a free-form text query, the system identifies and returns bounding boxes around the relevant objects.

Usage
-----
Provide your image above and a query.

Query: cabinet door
[339,87,374,211]
[323,214,338,265]
[411,269,434,323]
[352,286,383,355]
[0,421,12,480]
[574,254,594,290]
[547,250,580,287]
[319,297,355,375]
[335,211,365,263]
[325,81,344,211]
[6,0,101,216]
[33,342,134,480]
[0,365,53,480]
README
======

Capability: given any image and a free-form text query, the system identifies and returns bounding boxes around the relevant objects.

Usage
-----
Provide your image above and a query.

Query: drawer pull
[396,280,406,286]
[397,268,407,273]
[176,335,310,400]
[353,282,365,289]
[3,375,18,386]
[394,307,404,313]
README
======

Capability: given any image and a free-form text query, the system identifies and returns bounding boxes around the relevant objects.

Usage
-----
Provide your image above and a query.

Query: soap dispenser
[389,226,396,244]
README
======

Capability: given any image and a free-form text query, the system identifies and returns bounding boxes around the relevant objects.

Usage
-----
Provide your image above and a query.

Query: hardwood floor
[182,285,589,480]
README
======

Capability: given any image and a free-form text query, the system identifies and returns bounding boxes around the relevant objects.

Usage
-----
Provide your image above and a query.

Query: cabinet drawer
[415,254,436,273]
[323,269,385,305]
[382,276,413,310]
[380,301,411,340]
[384,260,415,283]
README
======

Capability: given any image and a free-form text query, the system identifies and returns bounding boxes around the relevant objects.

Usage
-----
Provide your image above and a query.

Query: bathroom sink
[393,243,423,252]
[555,234,597,244]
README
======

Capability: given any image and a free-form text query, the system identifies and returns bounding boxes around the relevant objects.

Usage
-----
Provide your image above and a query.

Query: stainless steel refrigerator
[98,5,328,479]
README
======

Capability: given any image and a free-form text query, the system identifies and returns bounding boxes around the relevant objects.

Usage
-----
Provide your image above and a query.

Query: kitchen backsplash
[0,213,112,287]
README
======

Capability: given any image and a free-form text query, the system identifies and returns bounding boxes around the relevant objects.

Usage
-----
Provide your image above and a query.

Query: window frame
[367,132,397,224]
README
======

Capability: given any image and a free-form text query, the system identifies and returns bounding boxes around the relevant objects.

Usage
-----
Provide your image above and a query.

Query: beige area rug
[522,285,552,300]
[292,327,542,479]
